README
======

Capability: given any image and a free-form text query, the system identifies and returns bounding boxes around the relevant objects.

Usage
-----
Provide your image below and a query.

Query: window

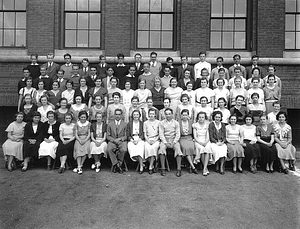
[285,0,300,49]
[137,0,174,49]
[0,0,26,47]
[64,0,101,48]
[210,0,247,49]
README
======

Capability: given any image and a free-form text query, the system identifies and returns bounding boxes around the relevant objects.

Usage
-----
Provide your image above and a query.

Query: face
[47,55,54,63]
[26,79,32,87]
[165,110,172,120]
[154,78,161,87]
[113,95,120,103]
[268,77,275,84]
[201,70,209,79]
[110,79,117,87]
[260,116,267,125]
[234,78,241,87]
[252,80,259,88]
[90,68,97,75]
[133,112,140,121]
[181,57,188,65]
[48,113,55,122]
[234,70,241,77]
[236,97,244,105]
[198,113,206,123]
[79,114,87,123]
[199,54,206,62]
[16,114,23,122]
[234,56,241,64]
[31,55,37,64]
[96,113,102,122]
[253,69,260,77]
[278,114,286,123]
[66,82,73,89]
[147,99,153,107]
[163,99,170,108]
[230,116,237,125]
[52,82,59,90]
[218,99,225,108]
[24,95,31,104]
[252,57,258,65]
[95,79,102,87]
[135,55,142,63]
[40,68,46,76]
[149,111,155,120]
[107,68,114,76]
[217,58,223,66]
[273,104,280,112]
[129,67,136,75]
[184,71,191,79]
[200,79,207,88]
[170,79,177,88]
[217,79,224,87]
[118,56,124,64]
[166,59,173,66]
[80,79,86,87]
[99,56,106,64]
[115,111,122,121]
[182,97,188,105]
[139,80,145,89]
[251,95,258,103]
[245,117,252,125]
[132,99,138,107]
[38,82,44,89]
[64,55,71,64]
[214,114,222,123]
[181,112,189,121]
[268,67,275,74]
[60,99,67,108]
[125,81,131,90]
[143,64,150,73]
[72,66,79,74]
[164,68,171,76]
[57,71,64,79]
[33,115,40,123]
[23,70,30,78]
[150,54,157,62]
[95,96,102,105]
[75,96,82,104]
[219,70,225,78]
[65,115,72,124]
[186,83,193,91]
[41,97,47,105]
[201,98,207,106]
[82,60,89,68]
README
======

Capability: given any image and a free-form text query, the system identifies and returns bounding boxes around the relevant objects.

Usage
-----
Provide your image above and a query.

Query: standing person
[229,76,248,107]
[2,112,26,172]
[195,78,214,108]
[96,54,108,79]
[87,76,108,108]
[85,66,98,88]
[150,77,165,110]
[18,77,36,112]
[34,66,53,90]
[208,111,227,175]
[55,69,68,90]
[228,54,247,78]
[134,79,152,109]
[113,53,129,90]
[55,98,69,123]
[107,109,128,173]
[246,55,264,80]
[90,112,107,173]
[20,94,38,123]
[160,66,174,89]
[212,68,229,89]
[215,97,230,124]
[158,108,183,177]
[274,112,296,174]
[38,111,60,170]
[139,62,156,89]
[60,53,73,80]
[107,92,126,123]
[122,80,135,121]
[263,74,281,115]
[89,95,107,122]
[70,64,81,89]
[194,51,211,80]
[107,76,123,105]
[79,58,91,78]
[256,115,277,173]
[213,78,229,108]
[134,53,143,77]
[42,53,60,80]
[37,95,54,123]
[61,80,75,106]
[73,111,91,174]
[247,93,266,126]
[164,78,183,112]
[211,57,229,81]
[127,110,145,174]
[226,115,244,173]
[149,51,162,77]
[69,95,89,121]
[124,65,139,90]
[18,67,31,93]
[182,81,196,107]
[143,108,160,174]
[22,111,44,171]
[177,69,194,90]
[177,55,194,80]
[263,65,282,88]
[230,95,247,125]
[26,54,40,80]
[175,94,194,122]
[32,79,46,106]
[74,77,89,105]
[47,80,62,109]
[160,57,177,79]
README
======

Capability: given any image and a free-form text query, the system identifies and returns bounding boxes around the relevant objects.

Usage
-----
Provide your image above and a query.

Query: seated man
[107,109,128,174]
[158,108,183,177]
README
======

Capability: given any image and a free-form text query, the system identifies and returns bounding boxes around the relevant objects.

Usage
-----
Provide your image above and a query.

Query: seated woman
[90,112,107,173]
[164,78,183,112]
[73,110,91,174]
[144,108,160,174]
[247,92,266,126]
[141,96,159,121]
[22,111,44,171]
[134,79,152,109]
[208,111,227,175]
[127,110,145,174]
[55,98,69,123]
[56,113,76,173]
[242,114,261,173]
[37,95,54,123]
[2,112,26,171]
[20,93,38,123]
[274,111,296,174]
[175,94,194,122]
[193,111,211,176]
[179,109,197,174]
[226,115,244,173]
[256,115,277,173]
[38,111,60,170]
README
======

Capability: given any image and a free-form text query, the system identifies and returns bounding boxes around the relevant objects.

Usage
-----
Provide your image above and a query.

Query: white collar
[126,74,135,78]
[117,63,125,67]
[31,63,39,66]
[234,64,241,67]
[65,63,72,67]
[77,120,89,127]
[39,75,49,78]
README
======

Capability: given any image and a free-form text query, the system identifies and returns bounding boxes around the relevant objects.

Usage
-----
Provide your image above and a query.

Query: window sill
[283,51,300,58]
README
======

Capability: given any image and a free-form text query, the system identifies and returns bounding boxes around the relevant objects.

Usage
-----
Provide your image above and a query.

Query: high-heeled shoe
[21,166,27,172]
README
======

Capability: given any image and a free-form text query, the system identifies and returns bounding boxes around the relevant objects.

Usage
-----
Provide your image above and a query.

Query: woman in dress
[214,97,230,124]
[107,92,126,123]
[179,109,198,174]
[143,108,160,174]
[37,95,54,123]
[73,110,91,174]
[38,110,60,170]
[20,93,38,122]
[134,79,152,109]
[274,111,296,174]
[2,112,26,171]
[18,77,36,112]
[193,96,213,122]
[230,95,247,125]
[226,115,244,173]
[122,80,135,121]
[56,98,69,123]
[127,110,145,174]
[182,81,196,107]
[175,94,194,122]
[56,113,76,173]
[74,77,89,105]
[88,76,108,108]
[195,77,214,108]
[89,95,107,123]
[33,79,46,106]
[263,74,281,115]
[47,80,62,109]
[208,111,227,175]
[193,111,211,176]
[150,77,165,110]
[164,78,183,112]
[256,115,277,173]
[69,94,89,122]
[22,111,44,171]
[247,92,266,126]
[61,79,75,106]
[90,112,107,173]
[242,114,261,173]
[213,78,229,109]
[229,77,247,107]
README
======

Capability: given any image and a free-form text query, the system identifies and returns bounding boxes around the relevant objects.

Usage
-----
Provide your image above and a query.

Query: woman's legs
[238,157,243,171]
[219,157,225,174]
[148,156,155,170]
[7,155,14,171]
[47,156,52,168]
[22,157,30,170]
[269,160,274,172]
[186,155,196,170]
[176,156,182,171]
[159,154,166,170]
[60,155,67,168]
[201,153,209,174]
[232,157,237,172]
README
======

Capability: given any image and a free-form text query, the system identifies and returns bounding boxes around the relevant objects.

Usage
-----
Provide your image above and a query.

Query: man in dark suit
[246,55,264,80]
[107,109,128,173]
[160,57,177,79]
[79,58,91,78]
[113,53,129,90]
[42,53,60,80]
[33,66,53,90]
[85,65,98,88]
[177,55,194,80]
[96,54,108,79]
[134,53,143,77]
[55,69,68,90]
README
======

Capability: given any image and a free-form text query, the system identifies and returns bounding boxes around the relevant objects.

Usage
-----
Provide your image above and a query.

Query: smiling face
[170,79,177,88]
[229,116,237,125]
[96,113,103,122]
[47,113,55,122]
[32,115,40,124]
[16,114,23,123]
[214,114,222,123]
[245,117,253,125]
[95,96,102,105]
[40,97,48,106]
[165,110,173,121]
[163,99,170,108]
[125,81,131,90]
[147,99,153,108]
[131,98,138,107]
[79,113,87,123]
[148,110,155,120]
[278,114,286,123]
[132,111,140,121]
[75,96,82,105]
[115,110,122,121]
[60,99,67,108]
[181,112,189,121]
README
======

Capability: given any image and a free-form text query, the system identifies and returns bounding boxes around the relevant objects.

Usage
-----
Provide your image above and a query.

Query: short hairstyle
[200,96,208,102]
[134,53,142,58]
[64,112,73,120]
[25,76,33,83]
[166,57,173,62]
[268,65,276,72]
[181,108,189,115]
[251,77,260,83]
[212,110,223,121]
[251,55,259,60]
[148,108,156,115]
[72,64,79,69]
[251,67,261,74]
[180,93,190,102]
[163,97,171,103]
[244,114,253,123]
[233,54,241,59]
[199,51,206,56]
[150,51,157,57]
[196,111,208,121]
[46,53,54,58]
[276,111,287,121]
[234,66,242,72]
[30,53,38,59]
[216,78,225,85]
[131,109,141,119]
[201,68,209,75]
[218,97,227,107]
[78,110,88,119]
[117,53,125,59]
[23,67,30,72]
[15,111,24,118]
[146,96,153,102]
[251,92,260,99]
[99,54,105,59]
[114,108,123,115]
[216,56,224,62]
[82,58,89,63]
[218,68,225,73]
[112,92,121,98]
[186,81,194,87]
[183,68,191,74]
[66,79,74,86]
[267,74,275,80]
[32,111,41,118]
[235,95,245,101]
[46,110,56,118]
[229,114,237,123]
[59,97,68,104]
[110,76,118,82]
[273,101,280,107]
[164,108,173,114]
[58,69,65,74]
[39,94,48,103]
[131,96,139,102]
[64,53,71,59]
[95,111,103,118]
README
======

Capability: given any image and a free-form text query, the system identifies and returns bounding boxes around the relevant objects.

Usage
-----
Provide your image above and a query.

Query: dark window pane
[89,30,100,47]
[4,29,14,46]
[210,32,222,49]
[138,14,149,30]
[77,1,88,11]
[285,32,295,49]
[161,31,172,48]
[211,19,222,30]
[89,0,101,11]
[150,14,161,30]
[223,0,234,17]
[162,14,172,30]
[15,0,26,10]
[286,15,295,31]
[16,13,26,29]
[138,0,149,11]
[222,31,233,48]
[235,0,246,17]
[66,13,76,29]
[65,30,76,47]
[89,13,101,29]
[150,31,160,48]
[150,0,161,12]
[223,19,234,31]
[0,0,2,10]
[286,0,296,12]
[296,32,300,49]
[77,30,88,47]
[78,13,88,29]
[235,19,245,30]
[211,0,222,17]
[137,31,149,48]
[65,0,76,10]
[16,29,25,46]
[3,0,14,10]
[4,12,15,29]
[234,32,245,48]
[162,0,173,12]
[0,12,3,28]
[296,15,300,31]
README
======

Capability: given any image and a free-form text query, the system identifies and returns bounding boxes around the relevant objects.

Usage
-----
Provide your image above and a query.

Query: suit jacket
[33,76,53,90]
[107,120,127,142]
[134,62,144,77]
[245,65,264,80]
[24,121,44,143]
[86,75,97,88]
[79,67,91,78]
[42,62,60,80]
[55,78,68,90]
[160,65,178,79]
[90,121,107,139]
[127,120,145,141]
[177,65,194,80]
[42,121,60,141]
[96,63,109,79]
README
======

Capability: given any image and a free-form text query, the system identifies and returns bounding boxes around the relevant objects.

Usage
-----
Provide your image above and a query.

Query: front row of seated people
[3,99,296,177]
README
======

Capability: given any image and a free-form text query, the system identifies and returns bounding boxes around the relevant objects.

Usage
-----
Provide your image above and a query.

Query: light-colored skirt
[144,140,160,159]
[179,135,195,156]
[128,140,145,161]
[194,141,212,164]
[276,143,296,160]
[226,141,245,161]
[2,139,24,161]
[90,139,107,157]
[210,142,227,164]
[74,135,91,159]
[39,140,59,159]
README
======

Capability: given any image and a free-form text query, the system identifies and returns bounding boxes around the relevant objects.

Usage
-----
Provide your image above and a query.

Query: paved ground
[0,156,300,229]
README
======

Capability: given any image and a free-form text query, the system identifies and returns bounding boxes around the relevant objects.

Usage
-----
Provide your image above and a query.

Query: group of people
[2,51,296,176]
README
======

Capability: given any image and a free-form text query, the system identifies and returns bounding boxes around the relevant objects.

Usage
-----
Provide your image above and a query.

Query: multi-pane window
[137,0,174,49]
[210,0,247,49]
[0,0,26,47]
[64,0,101,48]
[285,0,300,49]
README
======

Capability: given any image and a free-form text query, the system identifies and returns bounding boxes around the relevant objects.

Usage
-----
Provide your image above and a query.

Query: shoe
[73,168,79,173]
[96,163,101,173]
[47,165,51,171]
[192,168,198,174]
[96,167,100,173]
[148,169,153,175]
[265,169,270,173]
[58,167,64,174]
[112,165,117,173]
[21,166,27,172]
[139,170,143,174]
[118,167,123,174]
[219,170,225,175]
[7,167,13,172]
[238,168,243,173]
[270,169,274,173]
[203,172,208,176]
[176,170,182,177]
[161,169,166,176]
[78,168,83,174]
[188,167,192,174]
[232,169,237,174]
[289,165,295,171]
[250,166,255,174]
[91,164,96,170]
[283,168,289,174]
[153,167,157,173]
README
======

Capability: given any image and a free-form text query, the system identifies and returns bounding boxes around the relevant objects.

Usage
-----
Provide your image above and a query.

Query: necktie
[84,68,87,73]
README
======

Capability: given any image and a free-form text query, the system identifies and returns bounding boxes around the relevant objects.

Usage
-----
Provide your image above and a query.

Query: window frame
[209,0,251,51]
[62,0,102,49]
[135,0,176,50]
[285,0,300,50]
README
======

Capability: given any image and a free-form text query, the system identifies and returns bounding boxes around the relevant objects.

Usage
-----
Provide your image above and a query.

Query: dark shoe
[160,169,166,176]
[176,170,182,177]
[220,171,225,175]
[188,167,192,174]
[232,169,237,174]
[112,165,117,173]
[47,165,51,171]
[265,169,270,173]
[148,169,153,175]
[238,168,243,173]
[58,167,65,174]
[139,170,143,174]
[283,168,289,174]
[7,167,13,172]
[289,165,295,171]
[118,166,123,174]
[270,169,274,173]
[192,168,198,174]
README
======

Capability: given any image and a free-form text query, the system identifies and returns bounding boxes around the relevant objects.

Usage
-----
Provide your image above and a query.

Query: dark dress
[56,123,76,158]
[230,106,247,125]
[20,104,38,122]
[23,121,44,158]
[150,86,165,110]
